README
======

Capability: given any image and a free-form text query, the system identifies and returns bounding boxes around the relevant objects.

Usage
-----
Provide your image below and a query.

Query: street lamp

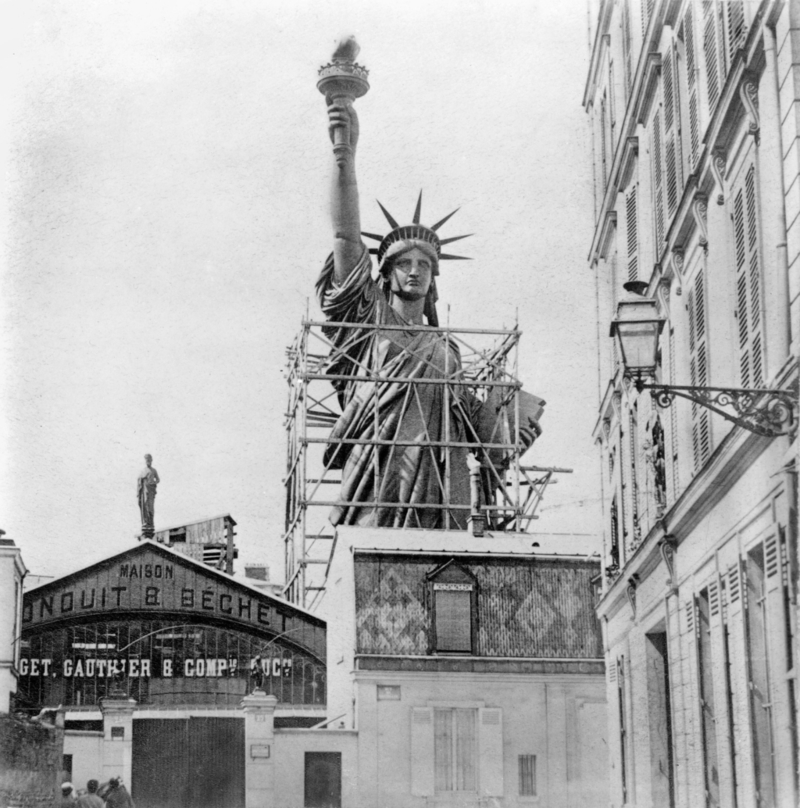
[610,296,797,438]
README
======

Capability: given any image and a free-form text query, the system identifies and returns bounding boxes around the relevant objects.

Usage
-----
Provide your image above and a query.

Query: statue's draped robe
[317,249,474,528]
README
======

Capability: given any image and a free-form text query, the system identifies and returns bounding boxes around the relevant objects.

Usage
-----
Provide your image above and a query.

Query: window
[679,5,700,171]
[662,43,682,219]
[435,587,472,652]
[697,589,720,807]
[626,185,639,281]
[645,632,674,807]
[610,497,620,569]
[688,269,711,469]
[732,164,764,388]
[518,755,537,796]
[617,657,629,804]
[428,561,476,654]
[434,708,477,793]
[745,545,776,806]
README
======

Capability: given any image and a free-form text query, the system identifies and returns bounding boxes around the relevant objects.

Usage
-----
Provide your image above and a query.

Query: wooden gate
[132,717,245,808]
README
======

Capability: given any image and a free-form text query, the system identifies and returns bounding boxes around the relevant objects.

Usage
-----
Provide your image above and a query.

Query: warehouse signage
[22,548,289,632]
[18,655,293,679]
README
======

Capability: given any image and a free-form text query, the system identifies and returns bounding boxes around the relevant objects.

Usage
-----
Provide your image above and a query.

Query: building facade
[585,1,799,806]
[322,527,609,808]
[17,536,327,808]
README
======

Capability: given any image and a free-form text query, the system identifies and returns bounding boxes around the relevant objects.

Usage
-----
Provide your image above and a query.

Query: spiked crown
[362,191,472,274]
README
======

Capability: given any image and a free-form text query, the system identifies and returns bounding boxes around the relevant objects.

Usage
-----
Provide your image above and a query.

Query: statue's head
[379,242,438,322]
[365,195,471,327]
[144,453,152,465]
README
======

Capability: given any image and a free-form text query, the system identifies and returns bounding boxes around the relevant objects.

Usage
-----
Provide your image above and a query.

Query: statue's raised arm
[327,99,362,282]
[318,36,370,284]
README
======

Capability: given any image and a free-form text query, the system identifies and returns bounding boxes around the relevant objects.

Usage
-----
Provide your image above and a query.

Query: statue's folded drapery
[316,247,475,529]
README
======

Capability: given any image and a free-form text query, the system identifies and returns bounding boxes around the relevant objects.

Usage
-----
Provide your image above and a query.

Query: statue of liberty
[316,39,542,530]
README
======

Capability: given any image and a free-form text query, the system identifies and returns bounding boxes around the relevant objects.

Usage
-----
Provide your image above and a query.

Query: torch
[317,36,370,167]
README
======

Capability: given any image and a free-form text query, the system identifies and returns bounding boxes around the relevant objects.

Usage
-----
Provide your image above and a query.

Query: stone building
[321,526,608,808]
[584,1,799,806]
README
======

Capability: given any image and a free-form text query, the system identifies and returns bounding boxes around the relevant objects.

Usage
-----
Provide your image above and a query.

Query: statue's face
[145,455,152,466]
[388,247,433,301]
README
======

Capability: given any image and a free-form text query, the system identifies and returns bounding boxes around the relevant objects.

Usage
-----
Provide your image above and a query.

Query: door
[304,752,342,808]
[132,717,244,808]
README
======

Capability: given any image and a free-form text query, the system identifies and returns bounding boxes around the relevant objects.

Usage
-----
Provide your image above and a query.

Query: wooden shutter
[600,98,608,190]
[663,44,682,219]
[642,0,654,36]
[479,708,504,796]
[411,708,435,796]
[733,165,764,388]
[702,0,724,113]
[724,0,746,64]
[621,0,633,97]
[626,185,639,281]
[682,4,701,170]
[652,110,665,254]
[688,270,711,469]
[667,326,680,501]
[435,589,472,652]
[628,410,640,541]
[609,61,617,152]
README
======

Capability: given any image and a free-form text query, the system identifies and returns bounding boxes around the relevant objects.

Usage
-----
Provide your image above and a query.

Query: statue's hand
[327,98,359,153]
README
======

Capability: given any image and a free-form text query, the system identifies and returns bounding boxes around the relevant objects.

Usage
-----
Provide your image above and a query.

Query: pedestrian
[76,780,104,808]
[104,777,134,808]
[60,782,75,807]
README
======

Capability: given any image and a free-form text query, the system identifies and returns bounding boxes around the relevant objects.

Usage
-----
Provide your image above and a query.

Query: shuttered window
[681,5,701,171]
[618,657,629,803]
[621,0,633,98]
[732,164,764,388]
[600,98,608,191]
[688,270,711,469]
[663,45,682,219]
[610,496,620,568]
[702,0,746,115]
[703,0,723,113]
[667,326,680,500]
[435,587,472,652]
[434,708,477,792]
[518,755,537,796]
[724,0,746,63]
[642,0,654,36]
[651,110,665,253]
[745,545,777,806]
[697,589,721,807]
[628,409,641,545]
[626,185,639,281]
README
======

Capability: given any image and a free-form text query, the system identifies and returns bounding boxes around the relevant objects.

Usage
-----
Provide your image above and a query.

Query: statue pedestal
[241,692,278,808]
[140,526,154,540]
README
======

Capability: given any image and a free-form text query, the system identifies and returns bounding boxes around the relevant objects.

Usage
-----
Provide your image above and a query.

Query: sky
[1,0,602,586]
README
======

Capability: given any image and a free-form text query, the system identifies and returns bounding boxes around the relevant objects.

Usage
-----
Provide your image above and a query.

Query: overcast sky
[1,0,601,585]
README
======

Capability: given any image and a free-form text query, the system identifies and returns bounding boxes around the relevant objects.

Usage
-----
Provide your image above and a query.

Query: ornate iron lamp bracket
[636,381,796,438]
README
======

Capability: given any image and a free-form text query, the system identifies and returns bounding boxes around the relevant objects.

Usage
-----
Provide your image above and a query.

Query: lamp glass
[610,298,664,377]
[616,320,661,373]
